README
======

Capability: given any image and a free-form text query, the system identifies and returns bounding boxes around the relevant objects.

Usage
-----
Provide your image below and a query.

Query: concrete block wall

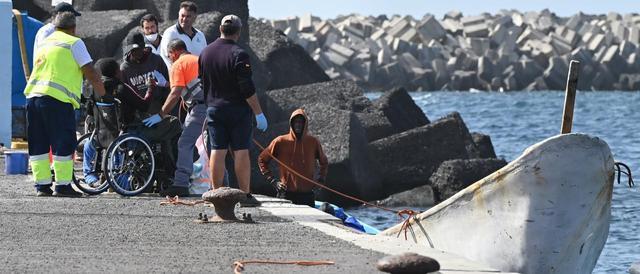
[266,10,640,91]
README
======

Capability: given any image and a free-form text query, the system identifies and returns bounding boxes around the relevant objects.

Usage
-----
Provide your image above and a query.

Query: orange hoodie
[258,109,329,192]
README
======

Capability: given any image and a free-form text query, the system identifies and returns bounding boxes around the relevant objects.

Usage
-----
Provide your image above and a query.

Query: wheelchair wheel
[73,133,109,195]
[104,134,155,196]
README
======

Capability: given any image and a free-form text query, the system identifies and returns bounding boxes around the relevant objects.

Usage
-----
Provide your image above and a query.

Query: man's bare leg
[210,149,227,189]
[233,149,250,192]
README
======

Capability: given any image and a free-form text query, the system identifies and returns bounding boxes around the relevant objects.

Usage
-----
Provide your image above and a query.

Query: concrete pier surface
[0,161,516,273]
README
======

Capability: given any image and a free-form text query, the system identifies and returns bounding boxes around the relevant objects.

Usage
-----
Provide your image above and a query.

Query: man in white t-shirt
[33,2,82,66]
[159,1,207,69]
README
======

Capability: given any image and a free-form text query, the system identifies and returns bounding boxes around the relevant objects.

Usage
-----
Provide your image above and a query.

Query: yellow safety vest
[24,31,84,109]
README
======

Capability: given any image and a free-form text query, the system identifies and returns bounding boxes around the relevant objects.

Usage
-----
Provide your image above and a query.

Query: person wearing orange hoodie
[258,109,329,207]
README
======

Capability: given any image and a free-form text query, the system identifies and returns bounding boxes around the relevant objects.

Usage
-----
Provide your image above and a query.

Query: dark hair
[221,24,240,36]
[95,58,119,78]
[167,39,188,53]
[140,14,159,27]
[180,1,198,13]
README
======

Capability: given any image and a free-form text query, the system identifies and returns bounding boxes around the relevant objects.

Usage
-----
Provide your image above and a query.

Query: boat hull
[381,133,614,274]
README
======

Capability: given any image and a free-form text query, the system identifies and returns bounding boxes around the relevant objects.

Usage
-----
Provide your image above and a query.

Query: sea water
[346,91,640,273]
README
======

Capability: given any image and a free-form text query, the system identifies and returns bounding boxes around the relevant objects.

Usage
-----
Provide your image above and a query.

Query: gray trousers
[173,104,207,187]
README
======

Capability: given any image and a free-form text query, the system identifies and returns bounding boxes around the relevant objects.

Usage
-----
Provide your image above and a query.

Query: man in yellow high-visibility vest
[24,12,106,197]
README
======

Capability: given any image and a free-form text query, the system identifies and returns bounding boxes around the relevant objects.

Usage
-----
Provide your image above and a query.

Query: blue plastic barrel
[5,150,29,174]
[12,11,43,107]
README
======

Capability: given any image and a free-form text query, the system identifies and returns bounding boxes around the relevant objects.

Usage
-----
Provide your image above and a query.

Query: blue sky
[249,1,640,20]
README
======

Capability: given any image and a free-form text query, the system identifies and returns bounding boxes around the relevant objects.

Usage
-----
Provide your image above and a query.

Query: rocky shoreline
[269,11,640,91]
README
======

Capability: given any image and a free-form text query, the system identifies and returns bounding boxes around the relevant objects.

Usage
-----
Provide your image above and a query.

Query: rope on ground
[233,260,334,274]
[159,195,208,206]
[614,162,634,188]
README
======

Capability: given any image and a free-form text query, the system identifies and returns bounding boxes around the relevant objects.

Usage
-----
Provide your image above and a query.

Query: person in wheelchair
[83,58,181,187]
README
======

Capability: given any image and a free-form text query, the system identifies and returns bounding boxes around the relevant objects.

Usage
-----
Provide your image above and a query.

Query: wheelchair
[73,99,176,196]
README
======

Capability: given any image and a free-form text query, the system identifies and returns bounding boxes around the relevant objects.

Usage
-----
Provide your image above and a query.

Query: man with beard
[140,14,163,55]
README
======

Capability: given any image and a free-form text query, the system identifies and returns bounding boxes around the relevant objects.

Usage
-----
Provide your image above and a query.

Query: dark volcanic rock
[249,17,330,90]
[369,112,479,195]
[376,185,435,207]
[355,111,395,142]
[304,103,382,204]
[265,79,372,123]
[265,80,394,142]
[12,0,50,22]
[373,87,430,133]
[376,252,440,274]
[76,10,148,60]
[430,158,507,202]
[471,132,497,158]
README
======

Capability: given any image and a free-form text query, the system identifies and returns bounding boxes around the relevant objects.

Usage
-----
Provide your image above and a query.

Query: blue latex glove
[255,113,268,132]
[143,114,162,127]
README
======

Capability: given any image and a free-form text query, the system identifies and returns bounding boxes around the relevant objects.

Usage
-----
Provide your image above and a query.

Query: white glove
[153,70,168,87]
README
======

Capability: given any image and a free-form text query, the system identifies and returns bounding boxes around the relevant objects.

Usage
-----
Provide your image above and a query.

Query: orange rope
[252,139,400,214]
[251,139,421,238]
[160,132,422,239]
[233,260,334,274]
[159,195,207,206]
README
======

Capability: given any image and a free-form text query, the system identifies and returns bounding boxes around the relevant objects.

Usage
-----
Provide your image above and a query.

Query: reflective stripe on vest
[27,79,81,106]
[24,31,83,109]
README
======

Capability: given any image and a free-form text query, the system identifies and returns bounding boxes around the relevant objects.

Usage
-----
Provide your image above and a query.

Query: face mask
[145,33,158,42]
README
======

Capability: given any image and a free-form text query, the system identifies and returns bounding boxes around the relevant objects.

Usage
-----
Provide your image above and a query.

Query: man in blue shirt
[198,15,267,205]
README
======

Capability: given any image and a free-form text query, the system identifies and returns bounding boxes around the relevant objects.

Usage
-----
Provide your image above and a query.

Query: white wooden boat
[381,133,614,274]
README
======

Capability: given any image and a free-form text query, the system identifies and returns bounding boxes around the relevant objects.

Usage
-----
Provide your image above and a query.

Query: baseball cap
[221,14,242,28]
[54,2,81,16]
[123,32,146,55]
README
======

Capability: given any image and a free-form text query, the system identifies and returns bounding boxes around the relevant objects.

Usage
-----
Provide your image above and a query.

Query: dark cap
[123,32,145,55]
[221,14,242,28]
[54,2,81,16]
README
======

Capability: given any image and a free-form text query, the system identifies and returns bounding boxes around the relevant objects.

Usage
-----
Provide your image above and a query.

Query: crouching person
[257,109,329,207]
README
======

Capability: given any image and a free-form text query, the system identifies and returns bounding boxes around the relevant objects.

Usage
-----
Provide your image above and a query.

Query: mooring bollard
[561,60,580,134]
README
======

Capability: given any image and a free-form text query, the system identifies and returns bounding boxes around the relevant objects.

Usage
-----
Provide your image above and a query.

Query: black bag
[92,102,120,149]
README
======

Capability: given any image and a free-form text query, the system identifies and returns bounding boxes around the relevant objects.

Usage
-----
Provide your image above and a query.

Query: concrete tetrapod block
[369,112,478,195]
[76,10,148,60]
[417,15,446,42]
[430,158,507,202]
[471,132,497,158]
[543,56,569,90]
[382,134,615,274]
[477,56,495,82]
[355,111,395,142]
[601,45,627,75]
[249,18,330,90]
[372,87,430,133]
[376,185,435,207]
[628,27,640,45]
